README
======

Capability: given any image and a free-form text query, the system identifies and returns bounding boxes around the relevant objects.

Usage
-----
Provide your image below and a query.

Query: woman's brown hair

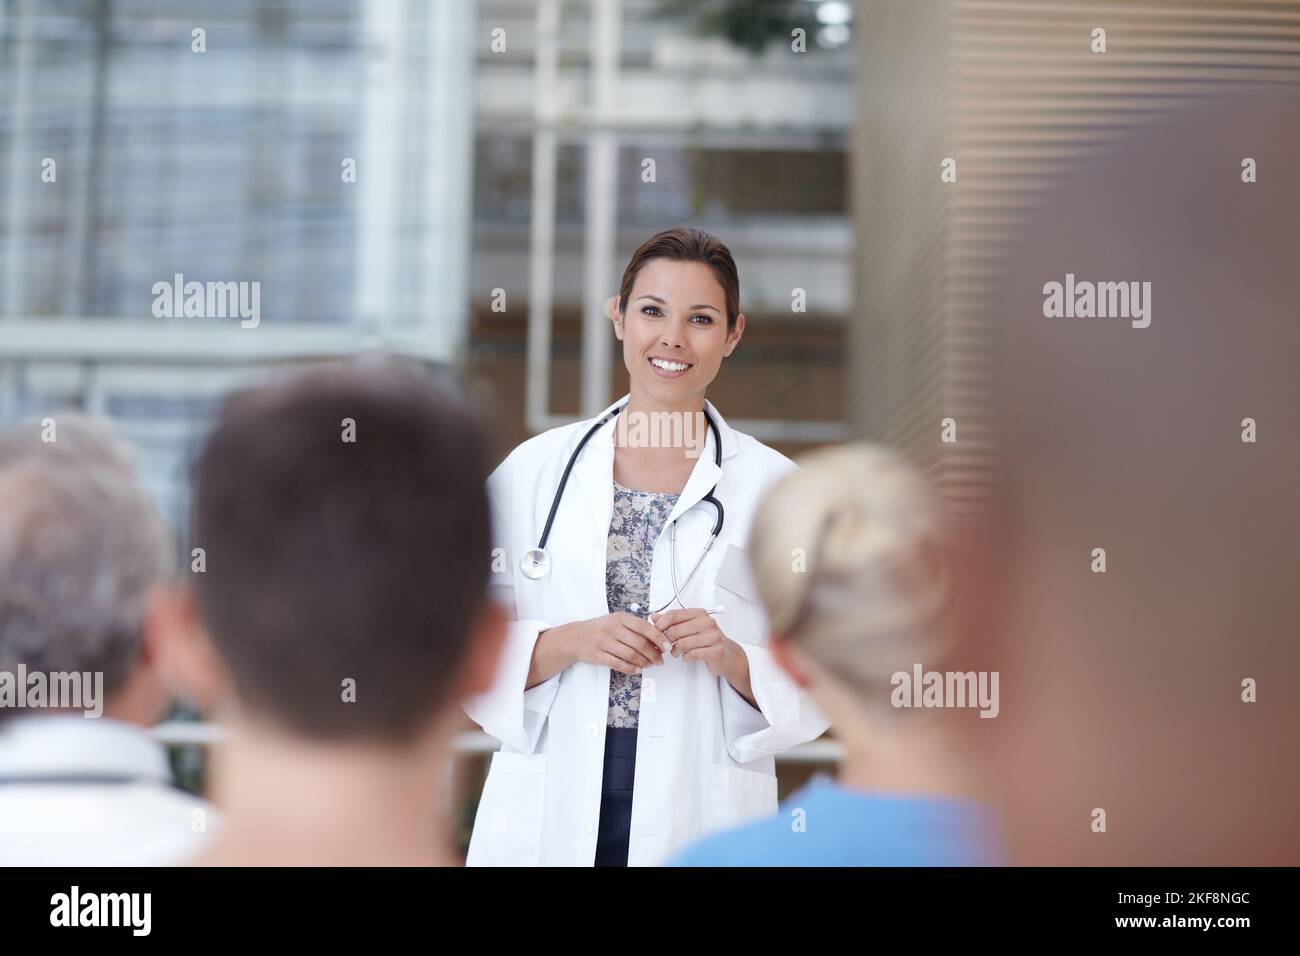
[617,226,740,332]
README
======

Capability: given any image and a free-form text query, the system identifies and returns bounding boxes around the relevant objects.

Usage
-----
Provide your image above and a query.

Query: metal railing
[152,720,845,764]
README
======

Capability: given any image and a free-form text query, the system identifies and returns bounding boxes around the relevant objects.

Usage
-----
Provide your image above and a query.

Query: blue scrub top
[666,773,1005,867]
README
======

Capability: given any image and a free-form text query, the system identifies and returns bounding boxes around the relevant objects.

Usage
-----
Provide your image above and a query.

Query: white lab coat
[463,395,830,866]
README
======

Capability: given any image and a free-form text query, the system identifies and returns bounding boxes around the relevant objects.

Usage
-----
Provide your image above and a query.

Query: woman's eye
[691,314,714,325]
[641,306,662,317]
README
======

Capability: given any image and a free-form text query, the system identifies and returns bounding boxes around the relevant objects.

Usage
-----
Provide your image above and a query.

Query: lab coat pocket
[468,751,547,866]
[706,763,778,832]
[713,542,767,647]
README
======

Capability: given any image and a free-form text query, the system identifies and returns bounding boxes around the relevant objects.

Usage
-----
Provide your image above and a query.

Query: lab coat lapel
[571,436,615,543]
[566,400,622,611]
[664,449,721,528]
[664,398,733,526]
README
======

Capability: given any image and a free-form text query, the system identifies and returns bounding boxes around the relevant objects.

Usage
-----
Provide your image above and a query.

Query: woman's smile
[648,355,693,379]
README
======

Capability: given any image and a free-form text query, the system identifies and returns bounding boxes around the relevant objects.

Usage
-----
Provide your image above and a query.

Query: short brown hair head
[191,355,493,743]
[617,226,741,332]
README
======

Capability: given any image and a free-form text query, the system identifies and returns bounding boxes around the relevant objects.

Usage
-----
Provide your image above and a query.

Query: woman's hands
[539,612,665,679]
[651,608,757,708]
[649,608,732,676]
[530,609,756,709]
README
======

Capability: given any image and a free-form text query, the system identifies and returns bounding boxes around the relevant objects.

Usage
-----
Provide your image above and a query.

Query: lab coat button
[581,820,594,834]
[586,722,599,738]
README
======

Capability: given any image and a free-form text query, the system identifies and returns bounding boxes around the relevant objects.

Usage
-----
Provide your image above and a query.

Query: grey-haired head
[0,415,168,710]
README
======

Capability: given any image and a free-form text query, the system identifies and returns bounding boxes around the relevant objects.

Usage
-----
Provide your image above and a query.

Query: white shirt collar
[0,715,173,784]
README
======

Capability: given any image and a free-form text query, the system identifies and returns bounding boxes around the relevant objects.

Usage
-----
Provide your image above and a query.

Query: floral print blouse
[605,478,679,728]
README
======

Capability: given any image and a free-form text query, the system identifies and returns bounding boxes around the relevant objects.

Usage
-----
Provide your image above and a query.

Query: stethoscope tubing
[525,401,725,607]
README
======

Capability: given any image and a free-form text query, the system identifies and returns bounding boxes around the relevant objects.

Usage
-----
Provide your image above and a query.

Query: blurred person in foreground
[160,355,507,865]
[969,92,1300,864]
[669,444,1003,866]
[0,416,216,865]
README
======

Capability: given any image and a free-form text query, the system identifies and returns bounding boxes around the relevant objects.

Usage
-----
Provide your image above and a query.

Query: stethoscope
[519,401,725,615]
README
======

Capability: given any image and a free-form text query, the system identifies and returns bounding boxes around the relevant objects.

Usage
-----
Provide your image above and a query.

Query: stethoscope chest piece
[520,548,552,580]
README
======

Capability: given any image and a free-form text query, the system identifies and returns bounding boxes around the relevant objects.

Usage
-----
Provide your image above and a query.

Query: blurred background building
[1,0,479,533]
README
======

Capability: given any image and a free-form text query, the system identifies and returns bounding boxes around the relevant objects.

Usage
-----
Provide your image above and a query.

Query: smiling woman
[606,230,747,500]
[462,225,831,867]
